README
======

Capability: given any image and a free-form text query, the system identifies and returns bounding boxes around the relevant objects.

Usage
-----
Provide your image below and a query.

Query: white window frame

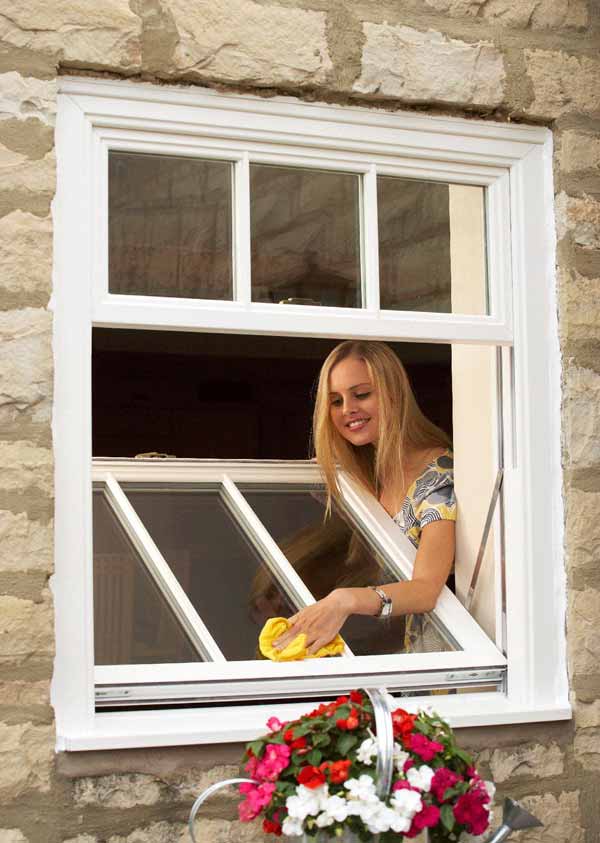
[52,78,569,751]
[92,459,504,706]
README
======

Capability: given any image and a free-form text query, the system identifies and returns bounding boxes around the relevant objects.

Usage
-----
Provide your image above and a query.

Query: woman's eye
[355,392,371,400]
[330,398,342,407]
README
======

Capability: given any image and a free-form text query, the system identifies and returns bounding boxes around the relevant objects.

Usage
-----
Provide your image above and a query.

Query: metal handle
[364,687,395,798]
[189,778,254,843]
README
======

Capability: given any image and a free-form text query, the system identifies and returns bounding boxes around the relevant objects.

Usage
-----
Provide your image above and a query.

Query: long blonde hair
[312,340,450,512]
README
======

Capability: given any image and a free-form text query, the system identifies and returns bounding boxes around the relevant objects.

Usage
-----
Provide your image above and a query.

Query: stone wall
[1,1,599,841]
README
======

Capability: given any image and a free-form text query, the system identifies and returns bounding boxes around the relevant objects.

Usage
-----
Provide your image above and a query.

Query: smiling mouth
[347,417,370,430]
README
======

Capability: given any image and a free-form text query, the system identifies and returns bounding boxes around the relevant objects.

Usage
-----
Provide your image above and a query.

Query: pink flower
[407,732,444,762]
[431,767,463,802]
[405,805,441,837]
[238,782,276,822]
[266,716,285,732]
[403,758,414,773]
[253,743,291,782]
[392,779,418,792]
[453,787,491,836]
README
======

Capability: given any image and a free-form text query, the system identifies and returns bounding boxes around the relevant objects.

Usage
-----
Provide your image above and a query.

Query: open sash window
[52,78,567,750]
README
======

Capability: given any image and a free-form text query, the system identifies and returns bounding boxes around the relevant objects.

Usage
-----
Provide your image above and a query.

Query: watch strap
[369,586,393,618]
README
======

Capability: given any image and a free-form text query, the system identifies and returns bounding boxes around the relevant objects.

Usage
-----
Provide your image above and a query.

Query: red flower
[431,767,463,802]
[391,708,417,739]
[453,787,491,836]
[263,817,282,836]
[327,759,352,784]
[405,805,441,837]
[337,708,359,730]
[308,702,336,718]
[335,695,349,705]
[290,736,307,751]
[349,690,363,704]
[297,765,326,789]
[283,729,295,742]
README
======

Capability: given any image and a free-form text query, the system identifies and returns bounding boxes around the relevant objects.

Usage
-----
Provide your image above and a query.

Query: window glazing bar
[103,474,226,663]
[220,475,354,656]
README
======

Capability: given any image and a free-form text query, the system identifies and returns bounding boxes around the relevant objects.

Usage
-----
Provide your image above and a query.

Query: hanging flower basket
[189,688,496,842]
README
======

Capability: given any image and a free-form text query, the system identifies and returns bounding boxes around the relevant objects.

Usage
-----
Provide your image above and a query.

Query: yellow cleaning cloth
[259,617,345,662]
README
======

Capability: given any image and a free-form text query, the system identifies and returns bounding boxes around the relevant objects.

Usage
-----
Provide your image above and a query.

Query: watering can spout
[485,798,543,842]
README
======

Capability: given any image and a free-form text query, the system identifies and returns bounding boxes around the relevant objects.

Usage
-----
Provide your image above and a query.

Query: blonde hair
[312,340,450,513]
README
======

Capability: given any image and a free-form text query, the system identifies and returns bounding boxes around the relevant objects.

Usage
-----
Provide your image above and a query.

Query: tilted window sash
[92,459,505,707]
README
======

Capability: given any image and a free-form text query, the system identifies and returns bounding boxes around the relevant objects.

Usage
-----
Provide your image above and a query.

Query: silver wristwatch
[369,586,393,619]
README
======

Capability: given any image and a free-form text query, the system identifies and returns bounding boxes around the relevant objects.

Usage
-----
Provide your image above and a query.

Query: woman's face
[328,356,379,446]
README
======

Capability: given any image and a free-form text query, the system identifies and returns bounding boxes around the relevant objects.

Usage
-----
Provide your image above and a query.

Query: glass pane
[241,484,456,656]
[92,490,200,665]
[123,485,296,661]
[109,151,233,300]
[378,177,488,315]
[250,164,362,307]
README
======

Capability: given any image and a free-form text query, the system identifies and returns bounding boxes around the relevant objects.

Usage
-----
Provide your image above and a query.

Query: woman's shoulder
[410,448,454,501]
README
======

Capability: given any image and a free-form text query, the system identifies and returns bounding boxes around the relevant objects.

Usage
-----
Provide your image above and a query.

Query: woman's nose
[343,396,358,414]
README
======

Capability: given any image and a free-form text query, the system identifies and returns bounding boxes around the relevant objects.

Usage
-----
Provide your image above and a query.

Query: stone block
[0,145,54,218]
[424,0,588,28]
[108,819,265,843]
[560,131,600,175]
[0,591,54,666]
[563,366,600,468]
[573,727,600,770]
[0,832,28,843]
[568,587,600,675]
[165,0,331,87]
[0,679,50,708]
[0,212,52,307]
[74,774,164,809]
[0,1,141,75]
[0,72,56,125]
[526,49,600,118]
[479,742,564,783]
[555,192,600,251]
[0,441,53,499]
[0,722,53,800]
[62,837,97,843]
[0,511,53,573]
[574,698,600,728]
[519,791,583,843]
[0,308,52,430]
[559,268,600,343]
[353,24,505,107]
[564,486,600,571]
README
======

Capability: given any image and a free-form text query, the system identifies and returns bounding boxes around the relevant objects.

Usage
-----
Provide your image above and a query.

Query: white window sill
[57,694,572,751]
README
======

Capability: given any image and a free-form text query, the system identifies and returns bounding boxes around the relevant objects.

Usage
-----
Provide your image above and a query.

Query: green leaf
[337,733,359,756]
[248,740,264,758]
[306,749,322,766]
[441,803,455,831]
[292,722,313,738]
[313,733,331,748]
[454,748,474,766]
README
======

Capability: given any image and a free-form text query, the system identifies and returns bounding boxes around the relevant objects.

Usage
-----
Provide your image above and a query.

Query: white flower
[484,780,496,800]
[321,794,350,823]
[281,815,304,837]
[390,787,423,819]
[407,764,435,792]
[315,812,334,828]
[344,774,379,803]
[355,801,412,834]
[286,784,329,820]
[393,742,410,772]
[356,737,378,765]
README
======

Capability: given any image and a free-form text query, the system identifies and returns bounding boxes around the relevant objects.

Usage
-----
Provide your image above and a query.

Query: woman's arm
[273,520,455,654]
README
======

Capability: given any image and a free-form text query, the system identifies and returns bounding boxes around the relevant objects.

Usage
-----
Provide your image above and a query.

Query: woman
[274,340,456,656]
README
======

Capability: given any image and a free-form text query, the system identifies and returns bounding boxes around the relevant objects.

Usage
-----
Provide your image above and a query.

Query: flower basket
[189,688,497,842]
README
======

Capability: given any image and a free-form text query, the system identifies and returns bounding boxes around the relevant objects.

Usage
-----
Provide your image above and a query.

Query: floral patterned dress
[392,449,457,654]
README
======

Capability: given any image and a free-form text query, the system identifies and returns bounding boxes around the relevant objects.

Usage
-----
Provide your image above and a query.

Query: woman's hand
[273,589,355,655]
